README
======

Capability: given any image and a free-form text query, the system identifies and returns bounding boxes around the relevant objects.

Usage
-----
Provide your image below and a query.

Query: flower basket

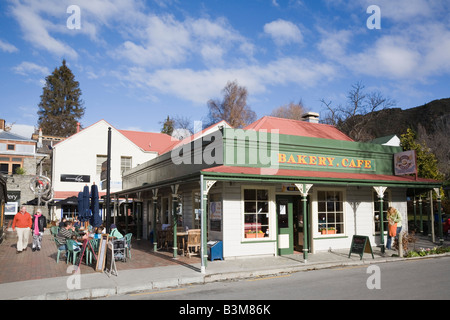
[321,229,336,235]
[245,232,265,238]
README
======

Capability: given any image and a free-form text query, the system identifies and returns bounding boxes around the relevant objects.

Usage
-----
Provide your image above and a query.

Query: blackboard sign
[348,235,374,260]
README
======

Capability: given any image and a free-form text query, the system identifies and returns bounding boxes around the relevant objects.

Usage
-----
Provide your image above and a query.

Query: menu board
[348,235,374,260]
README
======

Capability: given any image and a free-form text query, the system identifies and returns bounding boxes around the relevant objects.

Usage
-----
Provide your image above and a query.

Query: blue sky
[1,0,449,137]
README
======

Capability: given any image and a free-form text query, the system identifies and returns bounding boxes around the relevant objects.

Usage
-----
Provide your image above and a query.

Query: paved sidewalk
[0,232,448,300]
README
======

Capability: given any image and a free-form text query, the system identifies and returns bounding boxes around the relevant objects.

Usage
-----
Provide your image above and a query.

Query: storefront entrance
[276,195,309,255]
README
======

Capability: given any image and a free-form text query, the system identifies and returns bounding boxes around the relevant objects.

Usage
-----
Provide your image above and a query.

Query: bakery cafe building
[114,115,441,270]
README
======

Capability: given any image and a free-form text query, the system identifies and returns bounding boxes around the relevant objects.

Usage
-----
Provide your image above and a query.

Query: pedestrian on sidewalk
[31,209,47,252]
[386,207,402,250]
[12,206,32,254]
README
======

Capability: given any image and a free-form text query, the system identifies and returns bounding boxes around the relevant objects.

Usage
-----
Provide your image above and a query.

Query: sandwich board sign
[348,235,374,260]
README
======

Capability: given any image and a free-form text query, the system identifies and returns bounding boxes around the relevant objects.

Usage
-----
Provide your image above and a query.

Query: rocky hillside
[362,98,450,139]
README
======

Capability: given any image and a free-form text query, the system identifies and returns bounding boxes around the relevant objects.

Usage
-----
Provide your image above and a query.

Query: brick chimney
[0,119,5,131]
[77,122,80,133]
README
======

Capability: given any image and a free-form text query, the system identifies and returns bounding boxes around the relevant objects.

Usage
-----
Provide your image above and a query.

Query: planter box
[321,229,336,235]
[245,233,265,238]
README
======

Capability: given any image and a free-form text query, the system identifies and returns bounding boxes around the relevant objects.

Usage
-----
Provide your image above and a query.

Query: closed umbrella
[90,183,101,227]
[77,191,85,222]
[83,185,91,223]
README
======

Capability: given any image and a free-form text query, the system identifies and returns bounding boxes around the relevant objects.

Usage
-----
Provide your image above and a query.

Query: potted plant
[245,230,256,238]
[321,227,336,235]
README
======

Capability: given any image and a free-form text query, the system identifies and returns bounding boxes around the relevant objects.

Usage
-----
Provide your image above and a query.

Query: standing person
[386,207,402,250]
[31,209,47,252]
[12,206,32,254]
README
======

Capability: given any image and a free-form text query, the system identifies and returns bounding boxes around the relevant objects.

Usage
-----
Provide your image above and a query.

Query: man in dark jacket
[31,209,47,252]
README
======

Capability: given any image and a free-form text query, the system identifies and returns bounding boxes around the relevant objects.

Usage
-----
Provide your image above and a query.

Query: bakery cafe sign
[278,152,375,172]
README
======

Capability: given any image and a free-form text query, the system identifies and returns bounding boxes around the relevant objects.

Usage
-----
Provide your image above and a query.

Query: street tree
[37,60,84,137]
[206,80,257,128]
[321,81,396,141]
[270,100,306,120]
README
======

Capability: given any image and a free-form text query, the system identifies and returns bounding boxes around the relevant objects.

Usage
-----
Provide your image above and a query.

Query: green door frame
[276,196,294,255]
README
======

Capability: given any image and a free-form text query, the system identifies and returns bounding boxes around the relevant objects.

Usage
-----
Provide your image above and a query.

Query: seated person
[109,224,123,239]
[56,221,76,250]
[70,235,83,251]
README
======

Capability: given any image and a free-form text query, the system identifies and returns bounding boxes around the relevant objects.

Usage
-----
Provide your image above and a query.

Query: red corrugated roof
[119,130,179,154]
[202,165,439,185]
[244,116,354,141]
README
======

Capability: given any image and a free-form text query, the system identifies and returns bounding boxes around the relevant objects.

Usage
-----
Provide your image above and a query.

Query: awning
[201,165,442,188]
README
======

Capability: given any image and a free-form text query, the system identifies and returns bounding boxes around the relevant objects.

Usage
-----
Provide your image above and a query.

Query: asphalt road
[102,256,450,302]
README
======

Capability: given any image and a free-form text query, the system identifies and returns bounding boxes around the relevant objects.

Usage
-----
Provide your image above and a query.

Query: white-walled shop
[111,116,442,269]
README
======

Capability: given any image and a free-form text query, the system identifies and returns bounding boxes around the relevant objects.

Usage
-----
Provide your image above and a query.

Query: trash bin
[207,240,223,261]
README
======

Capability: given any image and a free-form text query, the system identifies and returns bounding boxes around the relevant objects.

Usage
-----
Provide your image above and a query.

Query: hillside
[358,98,450,140]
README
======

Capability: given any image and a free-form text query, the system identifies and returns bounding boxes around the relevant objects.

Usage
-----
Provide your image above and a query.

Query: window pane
[244,189,256,200]
[257,189,268,200]
[318,201,325,212]
[244,201,256,213]
[257,201,268,213]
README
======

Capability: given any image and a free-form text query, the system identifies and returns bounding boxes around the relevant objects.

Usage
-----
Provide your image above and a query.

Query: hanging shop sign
[394,150,417,176]
[278,153,376,172]
[60,174,90,183]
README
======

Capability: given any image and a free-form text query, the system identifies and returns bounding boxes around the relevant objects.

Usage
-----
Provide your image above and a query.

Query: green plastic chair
[53,237,67,264]
[50,226,59,237]
[124,233,132,260]
[87,238,99,265]
[66,239,81,265]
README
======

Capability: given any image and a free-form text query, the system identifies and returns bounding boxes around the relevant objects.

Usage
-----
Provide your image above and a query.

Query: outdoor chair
[53,237,67,263]
[50,226,59,237]
[124,233,132,260]
[165,228,173,251]
[87,238,99,265]
[66,239,81,265]
[186,230,201,258]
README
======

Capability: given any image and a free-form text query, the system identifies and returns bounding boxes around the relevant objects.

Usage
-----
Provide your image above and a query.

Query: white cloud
[13,62,50,77]
[263,19,303,46]
[0,39,18,53]
[9,1,78,59]
[116,57,336,105]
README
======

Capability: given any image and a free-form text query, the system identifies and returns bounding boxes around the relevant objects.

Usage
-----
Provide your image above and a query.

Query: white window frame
[241,185,275,242]
[312,187,347,237]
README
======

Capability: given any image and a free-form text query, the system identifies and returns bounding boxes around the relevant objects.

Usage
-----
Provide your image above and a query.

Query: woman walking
[31,209,46,252]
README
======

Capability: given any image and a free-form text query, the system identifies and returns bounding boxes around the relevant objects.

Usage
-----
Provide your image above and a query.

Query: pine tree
[160,116,174,135]
[37,60,84,137]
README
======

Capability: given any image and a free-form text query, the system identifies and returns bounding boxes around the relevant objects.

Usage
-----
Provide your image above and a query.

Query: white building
[51,119,177,220]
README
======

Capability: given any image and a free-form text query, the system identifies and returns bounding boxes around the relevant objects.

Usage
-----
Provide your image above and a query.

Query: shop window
[121,156,132,174]
[96,155,107,176]
[7,144,14,151]
[0,164,8,174]
[317,190,344,235]
[243,188,270,239]
[373,191,390,234]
